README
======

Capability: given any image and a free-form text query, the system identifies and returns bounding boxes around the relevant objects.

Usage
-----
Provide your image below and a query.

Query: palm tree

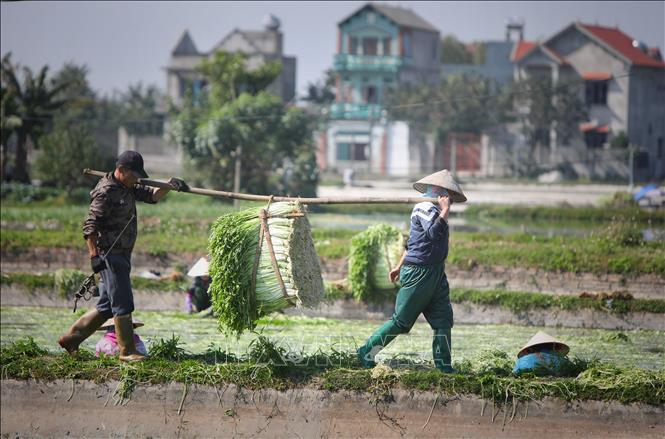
[1,53,69,182]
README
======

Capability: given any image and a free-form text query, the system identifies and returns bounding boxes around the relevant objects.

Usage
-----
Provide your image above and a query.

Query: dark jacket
[82,172,156,253]
[403,201,449,266]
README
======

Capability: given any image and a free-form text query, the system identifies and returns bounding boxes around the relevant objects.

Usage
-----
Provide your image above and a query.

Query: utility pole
[450,136,457,177]
[234,145,242,209]
[628,143,634,191]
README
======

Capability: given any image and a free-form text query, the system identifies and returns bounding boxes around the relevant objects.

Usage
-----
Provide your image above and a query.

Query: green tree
[387,74,509,144]
[34,62,115,188]
[440,35,472,64]
[1,53,70,182]
[510,76,587,174]
[169,51,318,196]
[116,82,163,136]
[303,69,336,105]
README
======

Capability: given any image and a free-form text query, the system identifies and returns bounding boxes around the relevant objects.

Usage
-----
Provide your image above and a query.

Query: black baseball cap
[116,150,149,178]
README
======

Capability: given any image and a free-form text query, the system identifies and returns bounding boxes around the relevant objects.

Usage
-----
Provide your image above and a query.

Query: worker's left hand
[168,177,189,192]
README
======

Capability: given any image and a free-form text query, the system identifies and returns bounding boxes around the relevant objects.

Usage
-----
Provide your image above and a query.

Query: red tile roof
[581,71,612,81]
[580,123,610,133]
[579,23,665,68]
[513,41,536,61]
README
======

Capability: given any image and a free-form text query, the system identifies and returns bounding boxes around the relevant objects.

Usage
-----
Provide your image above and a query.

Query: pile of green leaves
[348,224,405,302]
[208,201,323,335]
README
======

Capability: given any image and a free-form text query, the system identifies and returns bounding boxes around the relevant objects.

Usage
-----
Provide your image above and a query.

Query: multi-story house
[165,15,296,106]
[320,3,441,176]
[511,22,665,181]
[119,16,297,176]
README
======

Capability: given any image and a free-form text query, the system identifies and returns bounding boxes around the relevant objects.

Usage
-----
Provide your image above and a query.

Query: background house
[319,3,441,177]
[118,15,297,176]
[500,22,665,181]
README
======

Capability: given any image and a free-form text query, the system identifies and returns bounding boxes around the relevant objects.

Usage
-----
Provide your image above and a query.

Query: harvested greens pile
[208,201,324,335]
[349,223,406,302]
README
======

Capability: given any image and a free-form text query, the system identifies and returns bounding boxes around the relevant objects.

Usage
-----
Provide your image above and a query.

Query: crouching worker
[58,150,188,362]
[357,170,466,373]
[185,257,212,314]
[513,331,572,376]
[96,318,148,357]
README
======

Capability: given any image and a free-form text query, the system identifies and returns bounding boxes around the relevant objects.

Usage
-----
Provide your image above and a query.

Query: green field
[1,307,662,370]
[3,196,664,275]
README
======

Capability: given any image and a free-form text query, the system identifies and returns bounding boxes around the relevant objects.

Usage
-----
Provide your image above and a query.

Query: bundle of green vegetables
[54,269,87,299]
[208,201,324,335]
[348,224,406,302]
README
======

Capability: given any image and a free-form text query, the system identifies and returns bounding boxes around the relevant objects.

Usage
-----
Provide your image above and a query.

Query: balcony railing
[333,54,407,72]
[329,103,384,120]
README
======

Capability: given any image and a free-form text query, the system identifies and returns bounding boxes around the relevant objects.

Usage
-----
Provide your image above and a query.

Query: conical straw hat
[517,331,569,358]
[187,257,209,277]
[98,318,144,331]
[413,170,467,203]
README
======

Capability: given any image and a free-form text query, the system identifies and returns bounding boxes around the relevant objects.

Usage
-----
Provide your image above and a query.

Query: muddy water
[1,306,663,370]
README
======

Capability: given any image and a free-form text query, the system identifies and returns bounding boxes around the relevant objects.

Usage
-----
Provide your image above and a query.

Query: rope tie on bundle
[250,195,292,302]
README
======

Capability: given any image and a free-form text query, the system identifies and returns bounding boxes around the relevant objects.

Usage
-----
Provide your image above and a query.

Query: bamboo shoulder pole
[84,169,436,205]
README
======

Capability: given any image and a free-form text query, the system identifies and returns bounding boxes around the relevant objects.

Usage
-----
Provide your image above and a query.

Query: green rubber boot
[357,320,403,368]
[433,328,455,373]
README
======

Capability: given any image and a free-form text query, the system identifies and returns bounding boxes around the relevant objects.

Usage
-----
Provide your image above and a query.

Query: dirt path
[2,379,662,438]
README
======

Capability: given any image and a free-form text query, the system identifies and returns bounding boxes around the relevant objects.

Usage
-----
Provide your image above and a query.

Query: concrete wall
[323,120,412,176]
[118,127,182,176]
[442,41,514,86]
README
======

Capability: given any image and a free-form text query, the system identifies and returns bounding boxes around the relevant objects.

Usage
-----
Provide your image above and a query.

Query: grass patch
[1,272,188,294]
[449,289,665,315]
[464,203,665,224]
[322,280,665,315]
[2,337,663,405]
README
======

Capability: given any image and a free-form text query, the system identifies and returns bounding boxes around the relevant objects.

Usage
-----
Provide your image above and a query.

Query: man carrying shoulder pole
[58,151,188,362]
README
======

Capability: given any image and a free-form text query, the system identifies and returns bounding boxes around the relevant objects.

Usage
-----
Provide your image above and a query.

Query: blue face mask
[423,186,449,198]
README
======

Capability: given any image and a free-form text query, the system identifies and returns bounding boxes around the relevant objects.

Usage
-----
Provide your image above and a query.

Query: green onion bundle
[348,224,406,302]
[208,201,324,335]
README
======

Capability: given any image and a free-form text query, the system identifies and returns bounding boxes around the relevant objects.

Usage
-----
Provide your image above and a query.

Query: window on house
[403,33,412,57]
[535,127,550,147]
[353,143,368,160]
[365,86,377,104]
[585,132,607,149]
[363,38,378,56]
[350,37,359,55]
[337,142,367,161]
[383,38,391,56]
[585,80,608,105]
[337,143,351,160]
[432,41,437,60]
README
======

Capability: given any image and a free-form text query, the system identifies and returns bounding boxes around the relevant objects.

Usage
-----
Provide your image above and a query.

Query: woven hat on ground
[98,318,144,331]
[517,331,569,358]
[413,170,467,203]
[187,257,209,277]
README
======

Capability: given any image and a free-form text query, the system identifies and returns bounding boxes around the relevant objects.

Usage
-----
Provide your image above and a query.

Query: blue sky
[2,1,663,98]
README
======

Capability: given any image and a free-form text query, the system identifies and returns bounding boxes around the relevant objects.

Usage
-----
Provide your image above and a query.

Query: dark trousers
[96,253,134,318]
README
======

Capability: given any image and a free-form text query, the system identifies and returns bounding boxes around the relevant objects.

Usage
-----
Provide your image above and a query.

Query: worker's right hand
[437,194,451,211]
[389,267,401,283]
[91,256,106,274]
